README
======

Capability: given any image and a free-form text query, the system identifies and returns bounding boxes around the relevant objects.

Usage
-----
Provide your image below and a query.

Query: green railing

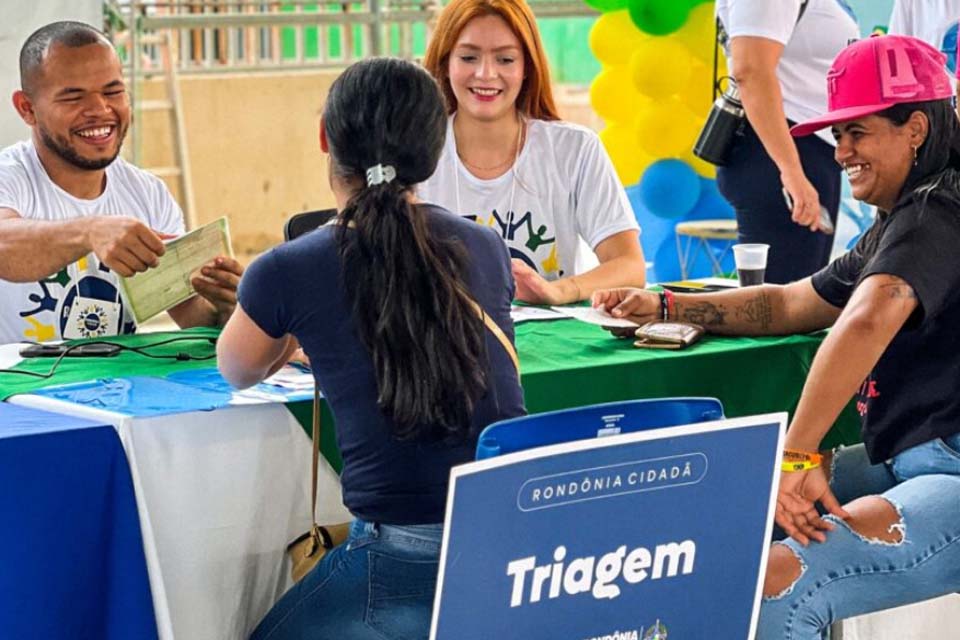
[106,0,598,81]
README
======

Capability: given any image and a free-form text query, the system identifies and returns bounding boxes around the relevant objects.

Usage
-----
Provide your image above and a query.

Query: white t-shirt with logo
[418,118,639,280]
[0,140,184,345]
[888,0,960,77]
[717,0,860,145]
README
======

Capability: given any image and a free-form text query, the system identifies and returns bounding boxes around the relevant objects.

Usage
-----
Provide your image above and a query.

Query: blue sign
[431,414,785,640]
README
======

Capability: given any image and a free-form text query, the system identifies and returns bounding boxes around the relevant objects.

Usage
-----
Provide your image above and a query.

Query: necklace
[455,116,525,174]
[453,113,525,224]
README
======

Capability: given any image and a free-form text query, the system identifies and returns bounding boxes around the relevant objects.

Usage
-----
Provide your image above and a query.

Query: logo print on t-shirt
[856,377,881,417]
[480,208,560,277]
[57,273,131,339]
[17,262,135,341]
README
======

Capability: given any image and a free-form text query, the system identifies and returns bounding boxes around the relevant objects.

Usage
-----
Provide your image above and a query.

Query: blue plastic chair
[476,397,724,460]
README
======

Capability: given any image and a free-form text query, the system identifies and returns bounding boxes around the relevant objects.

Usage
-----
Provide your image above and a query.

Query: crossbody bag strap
[309,385,320,525]
[469,299,520,374]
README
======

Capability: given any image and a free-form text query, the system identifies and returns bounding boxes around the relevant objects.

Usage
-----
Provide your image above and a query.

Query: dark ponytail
[323,57,488,441]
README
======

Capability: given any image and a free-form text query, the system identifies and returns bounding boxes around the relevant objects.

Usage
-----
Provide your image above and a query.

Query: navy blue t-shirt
[238,204,525,524]
[812,182,960,462]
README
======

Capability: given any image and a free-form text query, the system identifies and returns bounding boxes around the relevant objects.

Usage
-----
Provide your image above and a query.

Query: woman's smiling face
[446,14,525,123]
[832,112,927,211]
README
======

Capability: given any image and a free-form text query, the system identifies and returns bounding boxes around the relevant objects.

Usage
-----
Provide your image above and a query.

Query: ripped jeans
[757,434,960,640]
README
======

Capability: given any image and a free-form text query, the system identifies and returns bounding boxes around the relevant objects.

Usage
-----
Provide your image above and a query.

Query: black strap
[712,0,810,100]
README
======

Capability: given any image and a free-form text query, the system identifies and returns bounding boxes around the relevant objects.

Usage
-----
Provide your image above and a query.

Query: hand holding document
[118,218,234,323]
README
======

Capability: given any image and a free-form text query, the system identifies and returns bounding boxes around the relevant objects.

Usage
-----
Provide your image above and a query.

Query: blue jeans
[250,519,442,640]
[757,435,960,639]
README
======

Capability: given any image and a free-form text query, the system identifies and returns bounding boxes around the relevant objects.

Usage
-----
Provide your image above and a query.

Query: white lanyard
[62,258,123,340]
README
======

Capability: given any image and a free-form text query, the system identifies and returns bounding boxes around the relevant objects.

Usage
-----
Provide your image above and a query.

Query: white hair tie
[366,163,396,186]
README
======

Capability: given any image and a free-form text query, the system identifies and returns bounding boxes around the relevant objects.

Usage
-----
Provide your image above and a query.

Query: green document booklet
[118,217,233,323]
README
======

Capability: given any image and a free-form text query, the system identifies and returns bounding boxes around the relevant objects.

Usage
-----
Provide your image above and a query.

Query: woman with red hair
[420,0,646,305]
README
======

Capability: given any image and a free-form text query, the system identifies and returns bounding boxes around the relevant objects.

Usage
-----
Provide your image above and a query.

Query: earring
[912,144,919,166]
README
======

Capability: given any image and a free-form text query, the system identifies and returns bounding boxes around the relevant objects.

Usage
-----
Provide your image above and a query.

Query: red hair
[423,0,560,121]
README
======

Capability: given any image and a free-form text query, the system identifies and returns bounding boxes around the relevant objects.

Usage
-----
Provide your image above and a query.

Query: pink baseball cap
[791,34,953,137]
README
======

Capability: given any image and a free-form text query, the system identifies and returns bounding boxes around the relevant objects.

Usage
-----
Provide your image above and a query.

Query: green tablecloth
[516,319,859,449]
[0,320,860,457]
[0,329,220,400]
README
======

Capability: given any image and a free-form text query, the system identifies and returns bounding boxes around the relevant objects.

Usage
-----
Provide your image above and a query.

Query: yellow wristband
[781,449,822,473]
[781,459,821,472]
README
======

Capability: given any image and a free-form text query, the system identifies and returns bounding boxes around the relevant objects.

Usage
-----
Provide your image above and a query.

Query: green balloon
[627,0,692,35]
[584,0,629,12]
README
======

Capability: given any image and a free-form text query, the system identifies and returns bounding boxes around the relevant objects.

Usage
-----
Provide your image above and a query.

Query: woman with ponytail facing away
[218,57,525,640]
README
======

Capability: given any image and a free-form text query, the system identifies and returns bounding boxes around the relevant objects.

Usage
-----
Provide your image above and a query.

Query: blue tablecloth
[26,371,312,417]
[0,404,158,640]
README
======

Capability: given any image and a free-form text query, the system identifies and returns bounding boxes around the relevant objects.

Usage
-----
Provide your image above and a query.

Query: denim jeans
[757,434,960,639]
[250,519,442,640]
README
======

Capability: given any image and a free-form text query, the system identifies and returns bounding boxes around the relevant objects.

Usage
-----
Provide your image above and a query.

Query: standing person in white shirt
[0,21,242,345]
[420,0,646,305]
[888,0,960,77]
[715,0,859,284]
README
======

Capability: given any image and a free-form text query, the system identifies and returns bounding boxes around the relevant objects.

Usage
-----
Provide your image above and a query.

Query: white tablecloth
[10,394,350,640]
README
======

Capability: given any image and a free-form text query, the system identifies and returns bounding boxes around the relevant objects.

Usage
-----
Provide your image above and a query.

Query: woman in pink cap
[594,34,960,637]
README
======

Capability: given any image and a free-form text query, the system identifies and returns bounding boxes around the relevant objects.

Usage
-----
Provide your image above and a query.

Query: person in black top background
[594,35,960,638]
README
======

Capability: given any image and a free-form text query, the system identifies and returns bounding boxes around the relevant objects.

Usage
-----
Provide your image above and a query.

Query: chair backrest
[283,208,338,241]
[476,397,724,460]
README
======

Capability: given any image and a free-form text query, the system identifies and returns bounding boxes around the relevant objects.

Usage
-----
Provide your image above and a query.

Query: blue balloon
[638,159,702,219]
[627,183,674,272]
[628,179,736,283]
[688,177,735,221]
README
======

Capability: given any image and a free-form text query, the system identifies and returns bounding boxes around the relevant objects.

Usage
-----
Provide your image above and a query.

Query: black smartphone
[19,343,65,358]
[781,187,835,234]
[67,343,122,357]
[19,343,122,358]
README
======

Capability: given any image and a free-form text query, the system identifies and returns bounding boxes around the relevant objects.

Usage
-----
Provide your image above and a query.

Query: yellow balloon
[634,98,700,158]
[682,148,717,179]
[590,65,647,125]
[600,123,653,185]
[630,36,692,100]
[678,58,714,115]
[675,2,717,64]
[589,10,648,67]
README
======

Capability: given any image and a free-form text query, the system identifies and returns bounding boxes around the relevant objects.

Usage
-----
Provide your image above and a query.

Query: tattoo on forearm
[679,302,728,326]
[735,292,773,330]
[879,283,917,300]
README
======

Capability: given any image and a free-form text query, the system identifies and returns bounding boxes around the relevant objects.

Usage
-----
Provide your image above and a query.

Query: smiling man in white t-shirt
[0,21,242,345]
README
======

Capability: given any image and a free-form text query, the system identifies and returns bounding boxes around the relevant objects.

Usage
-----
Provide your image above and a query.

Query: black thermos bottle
[693,83,745,166]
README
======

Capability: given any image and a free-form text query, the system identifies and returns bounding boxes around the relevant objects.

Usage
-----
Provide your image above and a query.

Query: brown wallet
[633,321,705,350]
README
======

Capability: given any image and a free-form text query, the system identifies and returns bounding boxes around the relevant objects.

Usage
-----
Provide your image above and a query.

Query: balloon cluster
[587,0,735,281]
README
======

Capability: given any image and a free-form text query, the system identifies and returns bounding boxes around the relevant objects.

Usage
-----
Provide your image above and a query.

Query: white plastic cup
[732,243,769,286]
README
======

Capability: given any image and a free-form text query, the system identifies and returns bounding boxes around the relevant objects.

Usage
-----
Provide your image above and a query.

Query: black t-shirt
[238,204,526,524]
[812,183,960,462]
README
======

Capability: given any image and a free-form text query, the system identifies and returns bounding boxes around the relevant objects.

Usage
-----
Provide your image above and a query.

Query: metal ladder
[128,29,197,230]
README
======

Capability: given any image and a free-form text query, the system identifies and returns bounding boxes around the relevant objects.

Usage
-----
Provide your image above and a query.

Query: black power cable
[0,336,218,380]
